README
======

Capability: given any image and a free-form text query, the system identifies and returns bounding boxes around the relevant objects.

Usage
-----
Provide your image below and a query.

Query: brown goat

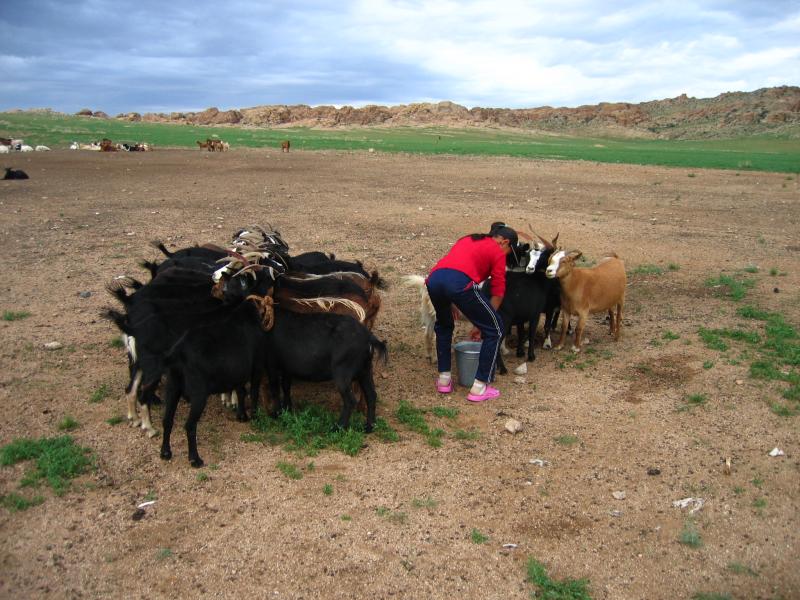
[545,250,626,352]
[275,271,383,329]
[280,140,290,152]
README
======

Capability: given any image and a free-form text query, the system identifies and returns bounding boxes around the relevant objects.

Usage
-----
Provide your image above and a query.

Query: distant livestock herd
[1,137,296,153]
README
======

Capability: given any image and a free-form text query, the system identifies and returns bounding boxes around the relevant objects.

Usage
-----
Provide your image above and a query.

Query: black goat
[3,168,29,180]
[264,308,387,432]
[497,238,561,375]
[159,296,271,467]
[104,267,275,435]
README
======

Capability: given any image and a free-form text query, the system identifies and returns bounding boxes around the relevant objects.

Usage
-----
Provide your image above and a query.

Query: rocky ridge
[89,86,800,139]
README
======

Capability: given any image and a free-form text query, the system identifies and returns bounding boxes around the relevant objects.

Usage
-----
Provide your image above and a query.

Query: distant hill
[65,86,800,139]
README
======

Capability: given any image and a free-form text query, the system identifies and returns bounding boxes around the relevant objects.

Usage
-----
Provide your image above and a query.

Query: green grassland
[2,111,798,172]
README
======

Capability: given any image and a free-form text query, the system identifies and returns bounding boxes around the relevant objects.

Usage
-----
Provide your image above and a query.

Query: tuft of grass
[752,497,767,514]
[1,492,45,512]
[742,265,759,273]
[698,328,728,351]
[323,484,333,496]
[470,528,488,544]
[453,429,480,441]
[679,393,708,412]
[1,436,94,496]
[668,263,681,271]
[751,476,764,489]
[156,548,173,561]
[412,496,438,509]
[57,416,79,431]
[109,337,125,349]
[3,310,31,321]
[702,360,714,370]
[630,264,663,276]
[555,434,579,446]
[246,405,369,456]
[196,472,209,482]
[692,594,731,600]
[396,400,445,447]
[106,415,124,426]
[340,514,351,521]
[770,402,798,417]
[431,406,459,419]
[662,330,680,341]
[679,520,703,548]
[89,384,110,403]
[373,417,399,442]
[276,461,303,480]
[727,562,759,577]
[704,273,755,301]
[526,558,592,600]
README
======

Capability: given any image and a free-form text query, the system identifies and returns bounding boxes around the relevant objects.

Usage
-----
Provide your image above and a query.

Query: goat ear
[552,232,559,247]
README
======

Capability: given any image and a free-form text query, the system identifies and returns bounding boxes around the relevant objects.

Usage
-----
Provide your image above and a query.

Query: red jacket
[429,236,507,297]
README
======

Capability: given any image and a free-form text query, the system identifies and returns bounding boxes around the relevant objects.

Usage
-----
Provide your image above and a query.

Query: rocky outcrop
[102,86,800,139]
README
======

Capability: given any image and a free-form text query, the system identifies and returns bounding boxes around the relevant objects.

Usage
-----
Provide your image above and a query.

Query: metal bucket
[454,341,482,387]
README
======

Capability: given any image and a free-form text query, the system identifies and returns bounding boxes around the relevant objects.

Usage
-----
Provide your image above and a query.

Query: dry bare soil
[1,149,798,600]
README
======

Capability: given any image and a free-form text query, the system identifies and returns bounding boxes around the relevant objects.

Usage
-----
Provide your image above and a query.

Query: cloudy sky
[1,0,798,115]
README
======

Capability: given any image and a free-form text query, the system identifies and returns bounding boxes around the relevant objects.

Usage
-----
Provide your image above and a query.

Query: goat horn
[528,223,552,249]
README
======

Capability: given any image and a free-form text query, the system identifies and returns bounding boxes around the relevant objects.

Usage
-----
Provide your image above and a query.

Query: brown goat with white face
[545,250,626,352]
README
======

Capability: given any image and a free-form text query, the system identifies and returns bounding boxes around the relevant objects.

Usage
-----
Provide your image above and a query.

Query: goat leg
[572,314,587,352]
[126,371,142,426]
[159,376,181,461]
[334,379,358,430]
[234,387,249,422]
[554,310,570,350]
[184,393,208,468]
[358,369,377,433]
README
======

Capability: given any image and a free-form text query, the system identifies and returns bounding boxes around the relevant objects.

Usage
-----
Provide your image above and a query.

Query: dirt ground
[0,148,798,600]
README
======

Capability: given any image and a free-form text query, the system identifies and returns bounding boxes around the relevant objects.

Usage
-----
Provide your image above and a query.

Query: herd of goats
[103,225,626,467]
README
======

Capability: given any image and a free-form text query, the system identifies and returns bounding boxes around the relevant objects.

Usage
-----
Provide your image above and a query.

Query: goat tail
[106,276,143,301]
[150,240,173,257]
[368,334,389,365]
[403,274,426,289]
[370,270,389,291]
[139,259,160,279]
[102,308,133,335]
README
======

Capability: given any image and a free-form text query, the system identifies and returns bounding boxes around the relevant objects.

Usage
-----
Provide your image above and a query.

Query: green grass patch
[453,429,480,441]
[727,562,759,577]
[323,484,333,496]
[470,528,488,544]
[662,330,680,341]
[196,472,209,482]
[106,415,125,426]
[431,406,459,419]
[555,434,579,446]
[412,496,438,509]
[668,263,681,271]
[698,328,728,351]
[1,436,94,496]
[373,417,400,442]
[705,274,755,301]
[691,594,731,600]
[630,264,664,276]
[679,520,703,548]
[57,416,79,431]
[770,401,798,417]
[245,405,370,456]
[156,548,173,561]
[679,393,708,412]
[109,337,125,349]
[742,265,759,273]
[89,384,110,403]
[3,310,31,321]
[3,111,800,172]
[276,461,303,480]
[702,360,714,370]
[1,492,45,512]
[526,558,592,600]
[396,400,445,447]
